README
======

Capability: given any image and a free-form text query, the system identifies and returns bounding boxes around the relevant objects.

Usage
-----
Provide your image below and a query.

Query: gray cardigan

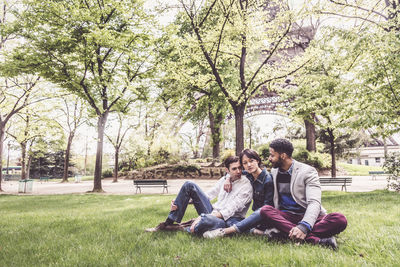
[271,160,327,228]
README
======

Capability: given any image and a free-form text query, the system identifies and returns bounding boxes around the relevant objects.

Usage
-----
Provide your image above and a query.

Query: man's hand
[223,178,232,193]
[190,216,201,233]
[211,211,223,219]
[288,226,306,241]
[170,200,178,211]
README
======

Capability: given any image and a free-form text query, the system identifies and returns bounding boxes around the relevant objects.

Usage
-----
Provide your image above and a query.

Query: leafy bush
[258,144,270,160]
[153,148,170,165]
[221,149,235,162]
[102,169,113,178]
[383,153,400,192]
[173,164,201,173]
[292,148,330,170]
[192,158,208,163]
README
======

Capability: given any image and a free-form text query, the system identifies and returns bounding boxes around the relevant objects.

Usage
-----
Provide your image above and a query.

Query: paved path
[0,176,388,195]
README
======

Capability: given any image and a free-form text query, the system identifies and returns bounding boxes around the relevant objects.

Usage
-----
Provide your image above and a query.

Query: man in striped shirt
[260,138,348,249]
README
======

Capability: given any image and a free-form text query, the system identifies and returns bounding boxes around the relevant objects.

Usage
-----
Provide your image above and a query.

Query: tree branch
[246,22,292,91]
[328,0,388,20]
[251,59,311,97]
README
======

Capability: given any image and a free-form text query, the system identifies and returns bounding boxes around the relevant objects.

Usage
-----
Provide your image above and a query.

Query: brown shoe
[145,222,167,232]
[145,222,184,232]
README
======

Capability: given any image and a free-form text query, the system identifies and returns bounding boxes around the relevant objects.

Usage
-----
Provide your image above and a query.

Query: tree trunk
[201,128,211,158]
[26,155,33,179]
[92,113,108,192]
[383,138,388,158]
[62,133,74,183]
[209,104,222,160]
[305,114,316,152]
[327,128,336,178]
[21,142,27,180]
[0,124,4,191]
[233,104,245,155]
[193,125,202,158]
[113,147,119,183]
[249,127,252,149]
[84,138,88,176]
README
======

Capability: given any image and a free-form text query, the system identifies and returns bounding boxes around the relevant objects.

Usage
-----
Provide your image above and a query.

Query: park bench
[133,179,169,194]
[40,176,50,183]
[369,171,385,180]
[320,177,352,192]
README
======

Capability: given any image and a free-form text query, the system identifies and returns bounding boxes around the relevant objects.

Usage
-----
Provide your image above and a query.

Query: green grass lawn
[338,162,384,176]
[0,191,399,266]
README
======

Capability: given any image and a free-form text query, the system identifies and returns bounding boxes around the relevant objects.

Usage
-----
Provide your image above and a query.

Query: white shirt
[205,175,253,221]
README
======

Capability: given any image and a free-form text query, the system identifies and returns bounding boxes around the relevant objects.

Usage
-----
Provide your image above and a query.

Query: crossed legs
[259,205,347,244]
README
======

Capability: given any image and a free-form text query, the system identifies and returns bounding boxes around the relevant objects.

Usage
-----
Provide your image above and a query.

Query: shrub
[102,169,113,178]
[258,144,270,160]
[167,154,181,164]
[383,153,400,192]
[153,148,170,165]
[221,149,235,162]
[292,148,330,170]
[173,164,201,173]
[135,158,146,169]
[193,158,208,163]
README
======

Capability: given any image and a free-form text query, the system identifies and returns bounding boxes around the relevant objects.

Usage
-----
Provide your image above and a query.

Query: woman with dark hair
[203,149,277,238]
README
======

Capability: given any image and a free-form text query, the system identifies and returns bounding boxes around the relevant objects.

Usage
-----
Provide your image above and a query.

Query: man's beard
[272,158,283,168]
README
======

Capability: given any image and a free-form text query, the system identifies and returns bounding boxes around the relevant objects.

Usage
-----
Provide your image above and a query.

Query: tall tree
[53,96,86,182]
[0,76,40,188]
[105,112,138,183]
[157,21,229,160]
[176,0,306,154]
[0,0,42,190]
[10,0,155,191]
[7,103,63,179]
[318,1,400,135]
[283,29,360,177]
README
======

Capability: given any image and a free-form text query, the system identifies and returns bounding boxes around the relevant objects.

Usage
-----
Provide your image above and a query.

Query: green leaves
[9,0,156,116]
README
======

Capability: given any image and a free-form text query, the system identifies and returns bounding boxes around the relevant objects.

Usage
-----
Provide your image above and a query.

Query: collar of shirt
[245,168,268,185]
[278,161,294,176]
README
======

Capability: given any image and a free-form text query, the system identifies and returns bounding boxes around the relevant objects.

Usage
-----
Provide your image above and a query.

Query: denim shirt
[244,168,274,211]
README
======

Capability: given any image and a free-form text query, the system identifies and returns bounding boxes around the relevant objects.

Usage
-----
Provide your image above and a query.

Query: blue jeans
[168,181,243,235]
[168,181,213,223]
[192,214,243,235]
[233,208,268,233]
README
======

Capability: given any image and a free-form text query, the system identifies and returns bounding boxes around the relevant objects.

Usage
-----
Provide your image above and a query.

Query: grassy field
[0,190,399,266]
[338,162,384,176]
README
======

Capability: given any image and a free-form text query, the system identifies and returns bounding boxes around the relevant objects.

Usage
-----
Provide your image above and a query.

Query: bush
[173,164,201,173]
[192,158,208,163]
[221,149,235,162]
[153,148,170,165]
[102,169,113,178]
[383,153,400,192]
[258,144,270,160]
[292,148,330,170]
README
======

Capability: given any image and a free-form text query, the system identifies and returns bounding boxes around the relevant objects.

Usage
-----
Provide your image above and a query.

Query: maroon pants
[260,205,347,244]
